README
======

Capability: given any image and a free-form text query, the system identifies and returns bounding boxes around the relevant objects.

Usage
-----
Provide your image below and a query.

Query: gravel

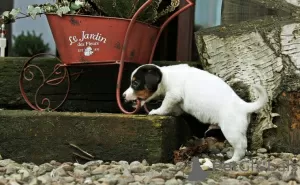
[0,149,299,185]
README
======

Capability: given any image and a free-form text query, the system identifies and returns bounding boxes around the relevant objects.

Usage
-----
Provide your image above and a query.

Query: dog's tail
[242,84,268,113]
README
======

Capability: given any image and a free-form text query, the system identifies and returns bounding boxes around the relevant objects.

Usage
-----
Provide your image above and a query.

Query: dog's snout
[122,92,126,98]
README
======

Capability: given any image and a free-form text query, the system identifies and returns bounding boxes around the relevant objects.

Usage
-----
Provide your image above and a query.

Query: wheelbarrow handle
[148,0,194,64]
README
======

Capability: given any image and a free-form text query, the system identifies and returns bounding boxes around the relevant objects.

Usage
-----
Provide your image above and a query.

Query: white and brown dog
[123,64,268,163]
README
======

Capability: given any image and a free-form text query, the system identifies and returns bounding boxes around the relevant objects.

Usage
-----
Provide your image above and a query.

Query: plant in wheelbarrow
[1,0,194,113]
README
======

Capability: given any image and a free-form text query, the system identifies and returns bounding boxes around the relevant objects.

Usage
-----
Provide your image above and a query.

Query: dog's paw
[149,109,166,115]
[224,159,238,164]
[148,109,159,115]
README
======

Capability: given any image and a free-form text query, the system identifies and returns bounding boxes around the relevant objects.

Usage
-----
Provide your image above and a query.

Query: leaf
[70,2,82,11]
[27,5,43,19]
[75,0,85,6]
[10,8,21,17]
[56,6,70,16]
[1,11,17,24]
[2,11,10,18]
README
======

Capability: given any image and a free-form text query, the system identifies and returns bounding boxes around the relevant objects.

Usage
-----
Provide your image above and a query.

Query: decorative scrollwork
[19,53,70,111]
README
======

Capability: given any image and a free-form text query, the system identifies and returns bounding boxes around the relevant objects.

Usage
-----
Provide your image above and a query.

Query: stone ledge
[0,110,191,165]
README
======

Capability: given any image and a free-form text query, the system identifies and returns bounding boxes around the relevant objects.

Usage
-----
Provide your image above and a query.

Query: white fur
[123,64,268,163]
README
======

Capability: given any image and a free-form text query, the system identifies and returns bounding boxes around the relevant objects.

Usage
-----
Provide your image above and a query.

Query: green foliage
[92,0,180,24]
[1,0,180,26]
[12,31,50,57]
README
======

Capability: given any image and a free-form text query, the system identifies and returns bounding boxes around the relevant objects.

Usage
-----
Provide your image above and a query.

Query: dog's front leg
[149,93,180,116]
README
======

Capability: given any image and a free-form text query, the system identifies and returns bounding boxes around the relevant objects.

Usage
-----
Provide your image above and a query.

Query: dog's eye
[131,80,140,89]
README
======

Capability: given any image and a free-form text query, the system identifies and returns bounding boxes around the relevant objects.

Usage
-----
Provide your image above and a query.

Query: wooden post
[0,1,13,56]
[0,24,6,57]
[176,0,195,61]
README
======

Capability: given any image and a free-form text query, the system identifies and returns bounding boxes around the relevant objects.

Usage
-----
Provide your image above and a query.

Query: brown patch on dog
[132,76,136,81]
[135,89,154,100]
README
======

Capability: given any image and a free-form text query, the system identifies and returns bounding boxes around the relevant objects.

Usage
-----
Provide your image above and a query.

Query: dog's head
[123,64,163,102]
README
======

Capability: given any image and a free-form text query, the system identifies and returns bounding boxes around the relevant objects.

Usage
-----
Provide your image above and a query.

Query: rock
[49,160,61,166]
[51,166,67,177]
[63,176,75,183]
[216,153,224,158]
[252,176,267,184]
[258,171,268,177]
[74,169,89,178]
[151,163,169,172]
[37,174,50,184]
[174,171,185,180]
[257,148,267,153]
[0,159,15,167]
[130,161,145,173]
[62,164,74,172]
[18,169,30,181]
[255,180,280,185]
[8,180,20,185]
[175,162,185,169]
[269,171,282,180]
[141,160,149,166]
[38,163,53,175]
[84,160,103,167]
[118,161,129,166]
[108,166,122,175]
[91,165,111,175]
[0,178,7,185]
[117,175,135,185]
[220,178,242,185]
[245,151,252,156]
[150,178,165,185]
[270,158,284,167]
[270,156,275,160]
[199,158,213,171]
[257,153,268,159]
[161,169,176,180]
[207,178,218,185]
[9,174,22,181]
[237,176,250,181]
[98,175,118,185]
[296,154,300,161]
[165,178,179,185]
[267,176,278,182]
[129,182,143,185]
[279,153,294,159]
[5,164,18,175]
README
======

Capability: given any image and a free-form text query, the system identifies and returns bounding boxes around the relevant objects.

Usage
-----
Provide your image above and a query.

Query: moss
[0,110,190,164]
[195,16,300,39]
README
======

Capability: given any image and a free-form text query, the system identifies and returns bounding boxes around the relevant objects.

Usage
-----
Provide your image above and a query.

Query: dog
[123,64,268,163]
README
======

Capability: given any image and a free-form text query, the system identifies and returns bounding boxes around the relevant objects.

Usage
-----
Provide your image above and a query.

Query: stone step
[0,110,191,165]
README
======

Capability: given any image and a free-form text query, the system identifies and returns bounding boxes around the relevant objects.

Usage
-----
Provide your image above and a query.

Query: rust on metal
[130,50,135,59]
[19,53,70,111]
[69,16,80,26]
[114,42,121,50]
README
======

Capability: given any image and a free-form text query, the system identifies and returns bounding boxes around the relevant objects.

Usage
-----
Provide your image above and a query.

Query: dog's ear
[144,69,162,92]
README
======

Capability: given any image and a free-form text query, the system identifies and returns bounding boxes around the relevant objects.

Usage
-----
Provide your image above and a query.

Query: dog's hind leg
[170,104,184,116]
[219,117,248,163]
